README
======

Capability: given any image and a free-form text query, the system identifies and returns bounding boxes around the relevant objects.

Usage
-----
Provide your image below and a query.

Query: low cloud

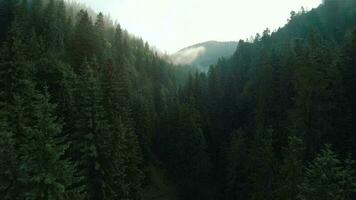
[170,46,206,65]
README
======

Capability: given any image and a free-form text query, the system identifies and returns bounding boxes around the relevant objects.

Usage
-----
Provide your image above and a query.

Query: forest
[0,0,355,199]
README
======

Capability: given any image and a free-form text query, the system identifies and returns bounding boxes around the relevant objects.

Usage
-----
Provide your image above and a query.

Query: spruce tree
[298,145,356,200]
[69,10,96,72]
[276,136,305,200]
[100,48,144,199]
[224,129,249,200]
[248,129,277,200]
[0,106,19,199]
[72,61,109,199]
[0,0,18,43]
[94,12,106,64]
[14,88,81,200]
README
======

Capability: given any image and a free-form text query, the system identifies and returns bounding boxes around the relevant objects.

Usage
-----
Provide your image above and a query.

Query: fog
[75,0,321,53]
[170,46,206,65]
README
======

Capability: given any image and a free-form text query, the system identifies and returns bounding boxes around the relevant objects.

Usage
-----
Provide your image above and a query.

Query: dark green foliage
[276,136,305,200]
[0,108,18,199]
[298,145,356,200]
[156,102,212,200]
[112,119,143,200]
[68,10,96,72]
[172,1,356,199]
[224,129,249,200]
[94,12,106,64]
[0,0,355,199]
[248,129,278,200]
[289,32,342,156]
[42,0,67,56]
[72,63,109,199]
[0,0,18,43]
[0,60,80,199]
[13,89,81,200]
[0,0,159,199]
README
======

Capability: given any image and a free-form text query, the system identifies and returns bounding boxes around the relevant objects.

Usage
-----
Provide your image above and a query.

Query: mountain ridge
[170,40,238,71]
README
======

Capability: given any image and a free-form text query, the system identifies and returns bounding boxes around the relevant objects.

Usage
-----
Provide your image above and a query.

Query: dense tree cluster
[0,0,355,199]
[168,0,356,199]
[0,0,177,199]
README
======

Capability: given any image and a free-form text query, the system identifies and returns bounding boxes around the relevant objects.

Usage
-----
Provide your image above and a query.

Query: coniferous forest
[0,0,356,199]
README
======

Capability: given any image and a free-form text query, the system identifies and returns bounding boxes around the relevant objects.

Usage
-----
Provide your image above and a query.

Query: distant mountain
[170,41,238,71]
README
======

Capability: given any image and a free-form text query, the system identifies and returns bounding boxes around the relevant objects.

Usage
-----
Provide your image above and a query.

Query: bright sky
[75,0,322,53]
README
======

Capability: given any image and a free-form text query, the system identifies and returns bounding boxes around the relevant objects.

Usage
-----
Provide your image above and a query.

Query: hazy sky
[75,0,322,53]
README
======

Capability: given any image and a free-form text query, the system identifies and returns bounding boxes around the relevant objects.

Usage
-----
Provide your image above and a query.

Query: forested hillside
[171,0,356,199]
[0,0,355,200]
[0,0,178,199]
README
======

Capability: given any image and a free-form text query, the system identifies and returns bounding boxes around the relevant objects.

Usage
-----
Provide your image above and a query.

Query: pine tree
[72,60,144,199]
[290,31,341,157]
[68,10,96,72]
[99,46,144,199]
[0,0,18,43]
[224,129,249,200]
[276,136,305,200]
[14,88,82,199]
[110,118,143,200]
[248,129,277,200]
[0,45,80,199]
[159,102,212,200]
[298,145,356,200]
[94,12,106,64]
[72,62,109,199]
[0,106,19,199]
[42,0,67,56]
[337,29,356,156]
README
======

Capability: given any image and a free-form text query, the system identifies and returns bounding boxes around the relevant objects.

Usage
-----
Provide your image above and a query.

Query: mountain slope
[173,1,356,199]
[170,41,238,71]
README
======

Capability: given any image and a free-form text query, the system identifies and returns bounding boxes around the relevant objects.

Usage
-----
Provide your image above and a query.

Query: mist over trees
[0,0,355,199]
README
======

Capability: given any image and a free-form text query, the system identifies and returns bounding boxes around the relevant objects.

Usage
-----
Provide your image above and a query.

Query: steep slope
[0,0,180,199]
[1,0,355,200]
[170,1,356,199]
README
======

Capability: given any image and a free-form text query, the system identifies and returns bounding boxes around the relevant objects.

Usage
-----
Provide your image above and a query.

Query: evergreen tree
[158,102,212,200]
[337,29,356,157]
[0,106,19,199]
[0,0,18,44]
[276,136,305,200]
[68,10,96,72]
[290,32,341,156]
[110,119,143,200]
[224,129,249,200]
[94,12,106,64]
[72,62,109,199]
[248,129,277,200]
[42,0,66,56]
[0,0,355,199]
[99,48,144,199]
[14,88,81,200]
[298,145,356,200]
